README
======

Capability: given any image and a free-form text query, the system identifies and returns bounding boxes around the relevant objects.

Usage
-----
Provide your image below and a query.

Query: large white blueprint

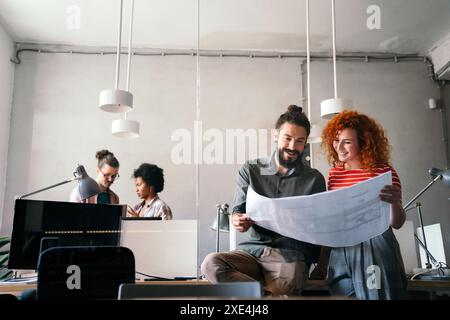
[246,171,392,247]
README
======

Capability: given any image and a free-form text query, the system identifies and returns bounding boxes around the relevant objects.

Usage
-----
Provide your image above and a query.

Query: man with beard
[201,105,326,296]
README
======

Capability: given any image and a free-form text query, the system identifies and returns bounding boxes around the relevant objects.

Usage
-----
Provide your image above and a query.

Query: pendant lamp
[99,0,132,113]
[112,116,140,138]
[99,0,140,138]
[320,0,353,119]
[112,0,139,138]
[308,124,323,144]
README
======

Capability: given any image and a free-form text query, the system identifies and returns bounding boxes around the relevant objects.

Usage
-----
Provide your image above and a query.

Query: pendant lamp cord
[126,0,134,92]
[306,0,315,168]
[115,0,123,90]
[125,0,134,120]
[331,0,338,99]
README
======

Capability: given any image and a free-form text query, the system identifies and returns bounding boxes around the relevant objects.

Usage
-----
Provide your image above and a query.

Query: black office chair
[36,246,135,300]
[0,294,18,301]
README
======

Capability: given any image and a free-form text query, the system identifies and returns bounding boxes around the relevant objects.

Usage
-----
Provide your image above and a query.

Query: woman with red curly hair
[319,110,407,300]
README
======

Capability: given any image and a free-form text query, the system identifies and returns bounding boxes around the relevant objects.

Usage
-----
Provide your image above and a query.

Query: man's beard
[277,148,303,169]
[101,181,112,189]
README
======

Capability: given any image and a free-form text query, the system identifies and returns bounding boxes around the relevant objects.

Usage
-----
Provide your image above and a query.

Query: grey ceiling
[0,0,449,54]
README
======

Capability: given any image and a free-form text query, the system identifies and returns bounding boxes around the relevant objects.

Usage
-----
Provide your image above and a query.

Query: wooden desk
[303,279,450,300]
[0,280,205,298]
[407,279,450,299]
[3,279,324,298]
[0,283,36,297]
[1,279,449,299]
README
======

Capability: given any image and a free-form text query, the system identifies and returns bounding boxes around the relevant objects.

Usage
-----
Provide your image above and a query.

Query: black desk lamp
[18,165,100,200]
[404,168,450,279]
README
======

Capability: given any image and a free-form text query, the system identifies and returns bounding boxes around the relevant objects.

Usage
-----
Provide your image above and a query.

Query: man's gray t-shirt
[233,154,326,266]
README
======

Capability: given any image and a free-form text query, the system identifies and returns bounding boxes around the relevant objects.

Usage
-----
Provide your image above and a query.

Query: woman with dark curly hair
[317,110,407,300]
[127,163,172,220]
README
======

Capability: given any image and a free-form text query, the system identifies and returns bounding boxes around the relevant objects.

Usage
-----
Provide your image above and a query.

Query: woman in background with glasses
[70,149,120,204]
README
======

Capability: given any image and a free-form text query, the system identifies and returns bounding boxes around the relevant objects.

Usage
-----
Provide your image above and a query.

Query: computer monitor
[8,199,125,270]
[120,219,197,279]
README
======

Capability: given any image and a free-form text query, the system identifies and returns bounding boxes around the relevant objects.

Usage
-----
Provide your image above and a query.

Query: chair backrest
[37,246,135,300]
[118,282,262,300]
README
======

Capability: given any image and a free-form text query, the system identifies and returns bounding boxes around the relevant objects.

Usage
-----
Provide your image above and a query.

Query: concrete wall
[1,51,303,267]
[2,50,449,267]
[0,23,14,235]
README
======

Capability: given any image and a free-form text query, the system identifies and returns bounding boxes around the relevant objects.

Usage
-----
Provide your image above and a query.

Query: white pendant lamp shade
[100,0,140,138]
[112,118,140,138]
[320,0,353,119]
[308,123,323,144]
[99,89,133,113]
[320,97,353,119]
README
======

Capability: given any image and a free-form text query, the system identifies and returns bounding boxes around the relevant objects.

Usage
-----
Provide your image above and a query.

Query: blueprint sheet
[246,171,392,247]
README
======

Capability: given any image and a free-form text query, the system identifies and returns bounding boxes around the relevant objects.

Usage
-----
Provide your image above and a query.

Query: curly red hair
[321,110,391,169]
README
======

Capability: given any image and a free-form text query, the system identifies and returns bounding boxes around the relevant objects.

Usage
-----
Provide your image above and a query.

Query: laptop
[120,219,198,279]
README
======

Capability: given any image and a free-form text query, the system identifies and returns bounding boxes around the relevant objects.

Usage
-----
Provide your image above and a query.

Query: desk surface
[407,279,450,290]
[0,283,36,296]
[0,280,205,296]
[1,279,450,298]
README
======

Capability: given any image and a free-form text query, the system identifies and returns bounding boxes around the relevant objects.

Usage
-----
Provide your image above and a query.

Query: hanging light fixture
[99,0,139,138]
[320,0,353,119]
[112,0,139,138]
[99,0,132,113]
[308,124,323,144]
[112,117,139,138]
